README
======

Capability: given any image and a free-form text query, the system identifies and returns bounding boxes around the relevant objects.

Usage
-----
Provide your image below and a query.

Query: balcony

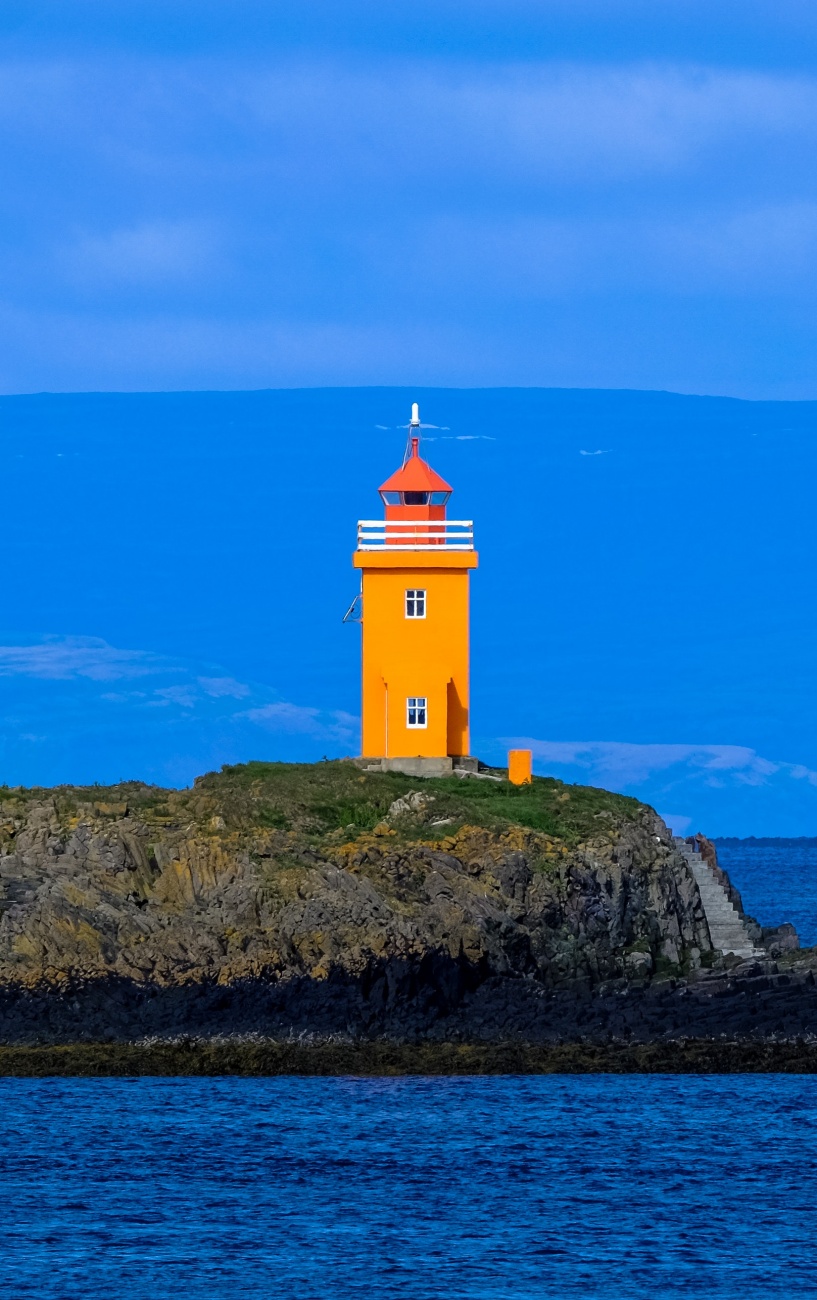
[356,519,475,551]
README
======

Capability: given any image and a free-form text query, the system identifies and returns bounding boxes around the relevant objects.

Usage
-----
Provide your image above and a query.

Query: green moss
[254,805,290,830]
[625,938,652,954]
[306,800,384,833]
[653,955,681,978]
[12,759,646,850]
[529,853,563,874]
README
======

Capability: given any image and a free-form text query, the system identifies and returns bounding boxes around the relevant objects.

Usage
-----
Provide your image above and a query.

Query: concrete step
[678,846,765,958]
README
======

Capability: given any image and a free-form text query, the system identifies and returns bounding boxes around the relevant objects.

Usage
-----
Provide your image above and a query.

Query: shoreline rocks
[0,761,808,1050]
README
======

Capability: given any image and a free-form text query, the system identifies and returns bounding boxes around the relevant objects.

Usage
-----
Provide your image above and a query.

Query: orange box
[508,749,532,785]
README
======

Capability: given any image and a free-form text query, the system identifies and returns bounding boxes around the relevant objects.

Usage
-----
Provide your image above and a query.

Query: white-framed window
[406,697,428,728]
[405,588,426,619]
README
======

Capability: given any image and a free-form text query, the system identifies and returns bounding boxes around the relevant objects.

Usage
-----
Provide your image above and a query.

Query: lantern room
[378,406,452,522]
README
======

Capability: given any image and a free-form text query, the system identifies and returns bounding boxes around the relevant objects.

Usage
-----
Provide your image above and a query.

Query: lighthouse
[352,403,478,776]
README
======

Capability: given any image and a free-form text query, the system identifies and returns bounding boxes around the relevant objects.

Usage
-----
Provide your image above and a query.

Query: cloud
[329,709,359,730]
[153,685,197,708]
[0,636,317,726]
[397,202,817,308]
[612,203,817,296]
[579,449,611,456]
[198,676,250,698]
[0,637,160,681]
[1,55,815,224]
[790,764,817,788]
[1,52,817,392]
[61,220,221,289]
[238,59,817,185]
[241,702,321,732]
[0,631,361,783]
[240,701,358,743]
[508,738,817,791]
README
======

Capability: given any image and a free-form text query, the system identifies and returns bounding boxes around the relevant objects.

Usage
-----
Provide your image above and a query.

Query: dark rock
[761,923,800,956]
[0,765,808,1046]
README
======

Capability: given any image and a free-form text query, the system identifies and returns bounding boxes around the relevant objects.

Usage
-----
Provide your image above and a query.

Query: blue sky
[1,386,817,838]
[3,2,817,395]
[1,5,817,836]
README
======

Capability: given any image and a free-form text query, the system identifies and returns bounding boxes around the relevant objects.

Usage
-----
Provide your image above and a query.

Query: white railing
[357,519,474,550]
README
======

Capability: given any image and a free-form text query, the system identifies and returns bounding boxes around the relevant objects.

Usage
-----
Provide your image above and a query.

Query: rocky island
[0,759,813,1074]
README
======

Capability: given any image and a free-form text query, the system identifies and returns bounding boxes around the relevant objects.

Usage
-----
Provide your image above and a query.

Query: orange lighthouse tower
[352,403,478,775]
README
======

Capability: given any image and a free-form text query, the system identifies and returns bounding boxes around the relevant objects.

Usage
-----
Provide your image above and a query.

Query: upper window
[405,589,426,618]
[407,697,427,728]
[378,489,451,508]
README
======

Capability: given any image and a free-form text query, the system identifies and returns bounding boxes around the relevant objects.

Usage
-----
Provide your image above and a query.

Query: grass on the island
[0,760,646,847]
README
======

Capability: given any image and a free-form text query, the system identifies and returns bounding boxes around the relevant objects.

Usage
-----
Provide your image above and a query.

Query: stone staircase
[674,839,765,959]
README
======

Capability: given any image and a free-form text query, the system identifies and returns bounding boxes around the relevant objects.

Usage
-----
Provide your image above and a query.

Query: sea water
[716,840,817,947]
[1,1073,815,1298]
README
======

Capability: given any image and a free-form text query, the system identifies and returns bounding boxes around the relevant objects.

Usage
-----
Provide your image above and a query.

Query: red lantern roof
[378,437,452,495]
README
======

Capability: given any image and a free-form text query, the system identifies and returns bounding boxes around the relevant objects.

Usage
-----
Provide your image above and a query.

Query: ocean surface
[1,1074,816,1299]
[715,840,817,946]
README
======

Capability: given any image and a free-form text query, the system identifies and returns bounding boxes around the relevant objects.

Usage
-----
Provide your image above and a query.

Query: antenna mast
[403,401,421,465]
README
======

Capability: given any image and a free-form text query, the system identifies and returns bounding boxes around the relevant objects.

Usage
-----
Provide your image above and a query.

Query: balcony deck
[356,520,474,551]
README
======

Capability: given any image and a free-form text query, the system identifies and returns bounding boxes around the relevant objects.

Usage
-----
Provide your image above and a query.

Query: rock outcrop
[0,760,804,1044]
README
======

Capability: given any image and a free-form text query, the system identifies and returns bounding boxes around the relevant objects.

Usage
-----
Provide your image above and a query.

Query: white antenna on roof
[403,401,421,464]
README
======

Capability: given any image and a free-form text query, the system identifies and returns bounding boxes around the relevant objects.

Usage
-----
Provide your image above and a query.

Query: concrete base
[354,755,480,778]
[381,757,454,778]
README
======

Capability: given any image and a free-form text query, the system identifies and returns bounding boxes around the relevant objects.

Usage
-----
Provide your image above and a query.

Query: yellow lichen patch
[365,930,389,958]
[498,825,557,856]
[12,932,42,959]
[330,840,364,863]
[152,859,197,907]
[149,837,246,903]
[459,926,486,962]
[329,833,384,866]
[50,917,107,958]
[292,931,329,967]
[58,881,100,910]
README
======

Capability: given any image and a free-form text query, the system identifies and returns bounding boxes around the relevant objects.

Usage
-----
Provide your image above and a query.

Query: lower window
[406,588,426,618]
[406,696,427,728]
